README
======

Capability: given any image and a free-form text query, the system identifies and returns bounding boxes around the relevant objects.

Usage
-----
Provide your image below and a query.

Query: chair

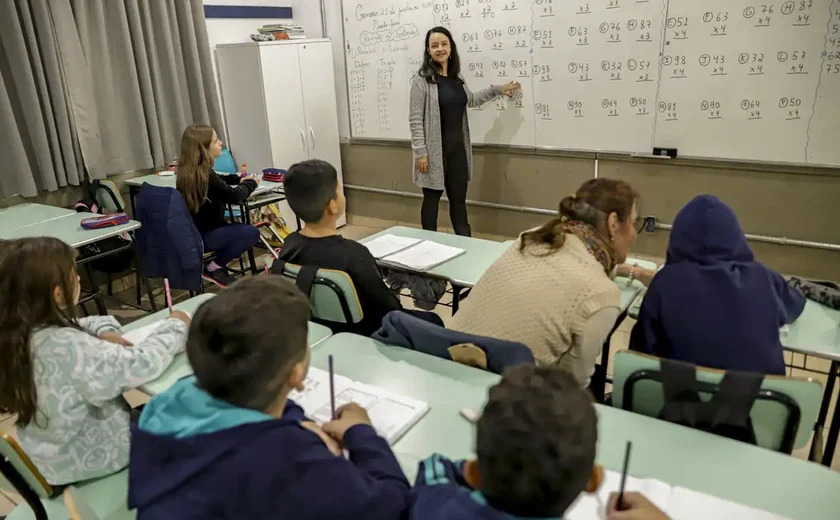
[0,432,131,520]
[612,350,823,453]
[268,259,364,331]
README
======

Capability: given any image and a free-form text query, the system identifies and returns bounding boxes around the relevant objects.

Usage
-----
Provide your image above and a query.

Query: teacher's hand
[503,81,521,98]
[416,156,429,173]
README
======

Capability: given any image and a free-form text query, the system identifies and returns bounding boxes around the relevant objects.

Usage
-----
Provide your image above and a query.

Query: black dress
[421,74,472,236]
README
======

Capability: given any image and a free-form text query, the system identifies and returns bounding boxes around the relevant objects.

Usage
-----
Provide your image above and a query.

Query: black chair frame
[623,369,802,453]
[0,454,48,520]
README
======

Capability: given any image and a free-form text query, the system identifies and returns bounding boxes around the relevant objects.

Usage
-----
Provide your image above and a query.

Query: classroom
[1,0,840,518]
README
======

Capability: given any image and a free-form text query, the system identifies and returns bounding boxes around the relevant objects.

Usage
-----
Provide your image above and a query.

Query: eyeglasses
[634,216,656,234]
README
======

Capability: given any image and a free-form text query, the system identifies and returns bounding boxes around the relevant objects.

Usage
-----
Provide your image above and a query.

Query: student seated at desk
[128,277,411,519]
[176,124,260,288]
[450,179,643,386]
[0,238,190,486]
[410,365,670,520]
[629,195,805,375]
[275,159,403,335]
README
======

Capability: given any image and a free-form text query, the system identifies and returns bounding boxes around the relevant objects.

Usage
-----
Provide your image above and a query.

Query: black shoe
[202,268,235,288]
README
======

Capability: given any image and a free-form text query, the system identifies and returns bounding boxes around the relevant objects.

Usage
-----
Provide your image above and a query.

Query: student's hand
[168,310,192,326]
[321,403,373,442]
[617,264,657,287]
[502,81,521,98]
[607,492,671,520]
[416,156,429,174]
[98,331,133,347]
[301,421,342,456]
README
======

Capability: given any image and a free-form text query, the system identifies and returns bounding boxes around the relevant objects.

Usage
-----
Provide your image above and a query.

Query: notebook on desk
[363,234,423,259]
[289,367,430,444]
[567,470,786,520]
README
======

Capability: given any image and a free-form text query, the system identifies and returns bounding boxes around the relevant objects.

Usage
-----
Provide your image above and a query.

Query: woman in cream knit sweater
[449,178,643,386]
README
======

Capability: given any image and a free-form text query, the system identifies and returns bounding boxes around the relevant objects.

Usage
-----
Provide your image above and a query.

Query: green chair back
[268,259,364,325]
[612,351,822,452]
[1,431,52,520]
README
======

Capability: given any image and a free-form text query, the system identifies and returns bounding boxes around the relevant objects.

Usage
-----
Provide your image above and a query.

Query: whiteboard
[341,0,840,166]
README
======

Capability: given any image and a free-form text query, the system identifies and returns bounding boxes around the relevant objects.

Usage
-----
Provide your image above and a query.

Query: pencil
[163,278,173,314]
[328,354,336,420]
[617,441,632,511]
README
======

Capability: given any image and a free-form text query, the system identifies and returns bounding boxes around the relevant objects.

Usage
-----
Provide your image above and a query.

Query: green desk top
[784,301,840,361]
[126,174,283,198]
[130,294,333,395]
[362,227,648,312]
[315,333,840,520]
[0,203,76,231]
[0,212,140,247]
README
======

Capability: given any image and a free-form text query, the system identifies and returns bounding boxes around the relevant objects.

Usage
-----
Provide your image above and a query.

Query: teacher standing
[409,27,520,237]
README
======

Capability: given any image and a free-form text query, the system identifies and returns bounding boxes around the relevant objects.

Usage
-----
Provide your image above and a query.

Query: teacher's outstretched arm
[464,80,521,108]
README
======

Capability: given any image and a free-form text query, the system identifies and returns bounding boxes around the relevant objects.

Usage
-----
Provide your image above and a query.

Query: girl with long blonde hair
[175,124,260,287]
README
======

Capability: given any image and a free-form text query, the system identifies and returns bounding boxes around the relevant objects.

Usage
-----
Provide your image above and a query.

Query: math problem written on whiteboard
[342,0,840,166]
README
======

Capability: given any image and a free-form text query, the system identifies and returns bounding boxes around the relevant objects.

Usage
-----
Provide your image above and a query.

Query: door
[298,41,346,225]
[260,44,309,169]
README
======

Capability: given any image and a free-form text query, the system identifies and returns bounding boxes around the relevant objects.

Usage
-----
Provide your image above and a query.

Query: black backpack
[75,179,134,274]
[657,359,764,445]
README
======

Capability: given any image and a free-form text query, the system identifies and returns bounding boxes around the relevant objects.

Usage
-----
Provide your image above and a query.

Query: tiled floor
[1,217,838,515]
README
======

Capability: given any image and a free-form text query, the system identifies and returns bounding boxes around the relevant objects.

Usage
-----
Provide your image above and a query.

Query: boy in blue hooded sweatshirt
[411,366,619,519]
[128,276,411,519]
[629,195,805,375]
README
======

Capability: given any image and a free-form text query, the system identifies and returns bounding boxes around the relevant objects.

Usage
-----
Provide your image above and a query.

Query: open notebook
[566,470,787,520]
[364,234,465,272]
[289,367,429,444]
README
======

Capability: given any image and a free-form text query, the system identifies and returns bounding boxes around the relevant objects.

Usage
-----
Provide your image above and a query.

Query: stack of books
[257,23,305,40]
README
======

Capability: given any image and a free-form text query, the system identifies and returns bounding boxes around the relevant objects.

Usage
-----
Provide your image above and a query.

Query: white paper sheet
[380,240,465,272]
[288,367,429,444]
[363,234,423,259]
[668,487,788,520]
[566,471,671,520]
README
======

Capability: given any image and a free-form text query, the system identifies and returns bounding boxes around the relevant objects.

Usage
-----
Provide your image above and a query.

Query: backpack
[657,359,764,445]
[75,179,134,274]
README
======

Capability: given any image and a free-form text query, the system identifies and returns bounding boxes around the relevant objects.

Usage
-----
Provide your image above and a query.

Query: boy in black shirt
[275,160,402,335]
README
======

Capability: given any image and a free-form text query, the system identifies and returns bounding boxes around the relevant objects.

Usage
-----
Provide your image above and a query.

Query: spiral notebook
[289,367,429,444]
[366,237,464,272]
[566,470,787,520]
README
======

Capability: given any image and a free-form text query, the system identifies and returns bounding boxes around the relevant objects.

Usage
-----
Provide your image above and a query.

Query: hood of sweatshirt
[128,376,304,509]
[666,194,754,266]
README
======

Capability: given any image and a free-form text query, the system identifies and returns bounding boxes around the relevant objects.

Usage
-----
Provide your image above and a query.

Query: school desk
[124,174,298,227]
[131,294,334,396]
[0,202,76,231]
[314,333,840,520]
[0,212,157,315]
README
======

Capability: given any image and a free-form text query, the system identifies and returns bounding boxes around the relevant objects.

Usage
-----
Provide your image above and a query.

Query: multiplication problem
[568,26,589,46]
[662,54,688,79]
[779,96,802,120]
[602,99,620,117]
[567,100,584,118]
[626,19,654,42]
[741,99,762,120]
[658,101,679,121]
[700,100,723,120]
[533,29,554,48]
[666,16,689,41]
[742,5,775,28]
[699,53,727,76]
[777,50,809,74]
[601,60,623,81]
[629,59,653,82]
[629,96,651,116]
[738,52,765,75]
[781,0,813,27]
[599,22,623,43]
[567,62,590,81]
[703,11,728,36]
[535,102,552,121]
[535,0,554,17]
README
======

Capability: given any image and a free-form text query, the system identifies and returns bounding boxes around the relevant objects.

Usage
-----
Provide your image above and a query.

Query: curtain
[0,0,223,198]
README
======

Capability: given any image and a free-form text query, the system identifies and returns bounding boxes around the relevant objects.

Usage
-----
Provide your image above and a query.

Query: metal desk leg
[451,285,463,315]
[821,361,840,467]
[83,263,108,315]
[129,186,138,216]
[131,232,158,312]
[810,360,837,461]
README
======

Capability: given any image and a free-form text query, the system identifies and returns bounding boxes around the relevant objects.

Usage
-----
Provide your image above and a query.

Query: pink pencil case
[80,213,130,230]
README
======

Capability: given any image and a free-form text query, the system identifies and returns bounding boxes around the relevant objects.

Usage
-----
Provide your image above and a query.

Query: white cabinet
[216,40,346,228]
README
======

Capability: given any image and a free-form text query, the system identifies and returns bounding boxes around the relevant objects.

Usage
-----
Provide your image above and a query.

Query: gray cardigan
[408,74,504,191]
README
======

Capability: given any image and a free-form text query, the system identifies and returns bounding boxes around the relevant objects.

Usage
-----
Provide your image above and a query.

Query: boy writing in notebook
[128,277,410,519]
[274,159,402,335]
[410,365,670,520]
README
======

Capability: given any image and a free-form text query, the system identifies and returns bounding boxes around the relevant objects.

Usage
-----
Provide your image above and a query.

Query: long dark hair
[418,26,462,84]
[176,124,216,213]
[520,179,639,253]
[0,238,81,427]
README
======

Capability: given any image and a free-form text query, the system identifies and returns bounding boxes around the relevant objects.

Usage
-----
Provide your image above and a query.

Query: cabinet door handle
[300,129,307,150]
[309,127,316,150]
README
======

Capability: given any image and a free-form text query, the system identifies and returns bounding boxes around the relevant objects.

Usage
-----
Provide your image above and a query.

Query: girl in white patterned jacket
[0,237,191,485]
